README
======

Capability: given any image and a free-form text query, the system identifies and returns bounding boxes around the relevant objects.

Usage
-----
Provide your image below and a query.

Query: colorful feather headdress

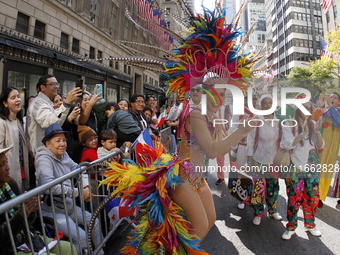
[164,6,257,96]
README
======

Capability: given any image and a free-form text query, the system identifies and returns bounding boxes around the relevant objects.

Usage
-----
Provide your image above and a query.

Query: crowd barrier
[160,126,172,152]
[0,151,128,255]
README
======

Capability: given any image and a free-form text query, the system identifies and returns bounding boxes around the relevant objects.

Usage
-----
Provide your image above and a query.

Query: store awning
[4,39,55,58]
[144,84,163,93]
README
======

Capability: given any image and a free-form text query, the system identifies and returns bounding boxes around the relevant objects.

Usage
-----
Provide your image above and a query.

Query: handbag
[227,171,265,205]
[273,148,292,167]
[25,230,45,252]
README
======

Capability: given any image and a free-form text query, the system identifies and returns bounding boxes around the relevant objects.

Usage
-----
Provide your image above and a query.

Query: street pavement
[104,158,340,255]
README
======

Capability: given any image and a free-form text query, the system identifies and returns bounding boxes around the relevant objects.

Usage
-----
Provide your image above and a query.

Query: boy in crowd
[78,125,99,164]
[78,125,99,210]
[97,129,131,163]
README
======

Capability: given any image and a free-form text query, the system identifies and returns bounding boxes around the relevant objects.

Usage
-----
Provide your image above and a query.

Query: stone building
[0,0,176,105]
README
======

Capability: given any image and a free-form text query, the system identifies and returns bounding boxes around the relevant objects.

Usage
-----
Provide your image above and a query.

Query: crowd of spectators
[0,74,181,254]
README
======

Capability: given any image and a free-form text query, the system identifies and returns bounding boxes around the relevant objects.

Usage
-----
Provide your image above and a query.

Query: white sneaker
[252,216,261,225]
[269,212,282,221]
[238,202,245,209]
[306,227,321,237]
[282,230,296,240]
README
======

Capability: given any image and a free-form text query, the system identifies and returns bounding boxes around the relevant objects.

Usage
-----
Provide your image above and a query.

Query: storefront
[0,39,135,107]
[5,59,46,109]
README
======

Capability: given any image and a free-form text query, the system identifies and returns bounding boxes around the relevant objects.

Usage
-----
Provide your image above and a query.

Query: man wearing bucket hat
[35,123,104,254]
[0,145,77,254]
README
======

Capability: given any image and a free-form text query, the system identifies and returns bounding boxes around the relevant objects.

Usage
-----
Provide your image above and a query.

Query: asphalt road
[104,158,340,255]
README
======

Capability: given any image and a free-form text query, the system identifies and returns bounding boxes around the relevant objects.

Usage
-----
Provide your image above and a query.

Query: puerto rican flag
[105,198,135,227]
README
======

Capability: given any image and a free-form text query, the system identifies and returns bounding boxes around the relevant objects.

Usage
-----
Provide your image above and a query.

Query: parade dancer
[101,6,260,254]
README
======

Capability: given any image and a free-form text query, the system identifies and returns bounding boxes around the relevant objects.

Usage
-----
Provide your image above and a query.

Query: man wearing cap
[0,145,77,254]
[26,74,82,156]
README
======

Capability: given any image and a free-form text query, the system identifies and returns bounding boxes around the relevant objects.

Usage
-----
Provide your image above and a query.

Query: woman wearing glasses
[168,75,255,242]
[280,101,324,240]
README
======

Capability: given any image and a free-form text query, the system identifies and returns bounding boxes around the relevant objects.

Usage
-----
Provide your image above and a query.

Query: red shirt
[80,148,98,179]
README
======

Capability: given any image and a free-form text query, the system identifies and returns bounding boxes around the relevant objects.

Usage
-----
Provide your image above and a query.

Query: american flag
[335,54,340,62]
[320,37,333,59]
[321,0,332,15]
[132,0,173,51]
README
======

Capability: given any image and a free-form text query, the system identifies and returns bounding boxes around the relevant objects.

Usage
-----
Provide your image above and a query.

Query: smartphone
[95,84,103,96]
[76,78,83,89]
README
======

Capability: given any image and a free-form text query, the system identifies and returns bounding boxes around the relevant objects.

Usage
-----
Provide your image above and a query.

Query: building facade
[321,1,339,38]
[0,0,170,107]
[270,0,323,76]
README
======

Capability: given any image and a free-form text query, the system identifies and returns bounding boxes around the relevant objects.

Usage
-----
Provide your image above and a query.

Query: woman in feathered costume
[100,4,258,255]
[165,6,257,242]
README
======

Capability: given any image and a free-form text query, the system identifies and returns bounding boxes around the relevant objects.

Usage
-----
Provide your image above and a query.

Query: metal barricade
[160,126,172,152]
[0,151,127,255]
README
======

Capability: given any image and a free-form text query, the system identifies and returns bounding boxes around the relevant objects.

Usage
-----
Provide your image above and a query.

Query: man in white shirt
[26,74,82,156]
[167,85,203,121]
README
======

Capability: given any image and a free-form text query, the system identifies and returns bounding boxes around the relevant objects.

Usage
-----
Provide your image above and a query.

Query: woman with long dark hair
[0,86,29,191]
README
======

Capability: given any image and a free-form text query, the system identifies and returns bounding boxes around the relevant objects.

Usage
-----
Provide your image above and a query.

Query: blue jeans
[170,134,177,154]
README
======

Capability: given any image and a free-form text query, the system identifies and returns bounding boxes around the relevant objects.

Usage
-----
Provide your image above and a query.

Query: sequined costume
[178,109,215,191]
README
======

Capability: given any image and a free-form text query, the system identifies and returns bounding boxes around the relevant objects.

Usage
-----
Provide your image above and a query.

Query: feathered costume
[100,143,206,254]
[100,5,257,255]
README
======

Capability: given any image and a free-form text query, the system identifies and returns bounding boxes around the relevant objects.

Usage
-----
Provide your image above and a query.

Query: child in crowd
[143,105,160,137]
[98,129,132,162]
[78,125,99,164]
[78,125,99,210]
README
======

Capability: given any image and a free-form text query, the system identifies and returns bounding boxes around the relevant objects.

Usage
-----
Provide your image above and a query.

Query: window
[72,38,79,54]
[34,20,45,40]
[115,61,119,70]
[60,32,69,50]
[109,56,113,68]
[124,20,129,40]
[295,39,300,47]
[304,40,308,47]
[166,7,171,13]
[334,6,338,18]
[97,50,102,63]
[128,66,131,75]
[326,12,330,23]
[124,64,127,73]
[16,12,29,34]
[89,46,95,59]
[110,7,117,37]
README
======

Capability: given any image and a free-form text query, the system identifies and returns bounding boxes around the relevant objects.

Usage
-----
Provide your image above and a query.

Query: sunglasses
[190,88,201,93]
